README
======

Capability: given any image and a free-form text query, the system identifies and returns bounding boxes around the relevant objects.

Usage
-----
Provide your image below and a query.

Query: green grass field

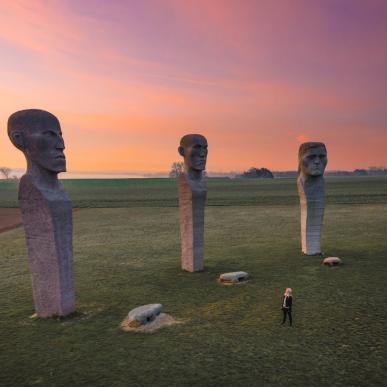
[1,176,387,207]
[0,177,386,386]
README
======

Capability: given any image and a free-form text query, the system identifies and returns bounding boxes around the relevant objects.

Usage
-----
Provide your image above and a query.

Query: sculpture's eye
[43,131,56,137]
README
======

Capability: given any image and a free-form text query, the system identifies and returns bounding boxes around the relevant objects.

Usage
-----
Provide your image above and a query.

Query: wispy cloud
[1,0,387,172]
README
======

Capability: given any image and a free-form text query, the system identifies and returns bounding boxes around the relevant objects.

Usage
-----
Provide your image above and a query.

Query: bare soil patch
[0,208,22,233]
[0,208,81,234]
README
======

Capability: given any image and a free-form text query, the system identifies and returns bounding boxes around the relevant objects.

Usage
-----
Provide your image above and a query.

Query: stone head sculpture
[8,109,66,179]
[297,142,327,255]
[7,109,74,318]
[178,134,208,179]
[298,142,327,177]
[177,134,208,272]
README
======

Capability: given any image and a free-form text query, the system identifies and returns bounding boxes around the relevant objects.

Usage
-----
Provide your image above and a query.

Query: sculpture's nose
[57,136,65,150]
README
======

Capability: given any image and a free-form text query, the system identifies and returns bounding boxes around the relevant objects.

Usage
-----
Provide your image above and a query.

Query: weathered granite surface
[219,271,249,283]
[121,310,180,333]
[297,142,328,255]
[178,134,208,272]
[127,304,163,327]
[8,109,75,317]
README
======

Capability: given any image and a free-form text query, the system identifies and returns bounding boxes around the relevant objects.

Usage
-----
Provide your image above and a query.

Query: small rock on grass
[121,304,182,333]
[219,271,249,284]
[322,257,342,266]
[127,304,163,327]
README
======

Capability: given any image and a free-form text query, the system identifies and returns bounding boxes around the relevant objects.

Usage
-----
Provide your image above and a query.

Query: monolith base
[178,173,207,272]
[19,175,75,317]
[297,175,325,255]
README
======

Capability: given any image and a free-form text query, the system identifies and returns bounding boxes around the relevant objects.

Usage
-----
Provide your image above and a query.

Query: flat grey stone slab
[322,257,342,266]
[127,304,163,327]
[121,313,182,333]
[219,271,249,283]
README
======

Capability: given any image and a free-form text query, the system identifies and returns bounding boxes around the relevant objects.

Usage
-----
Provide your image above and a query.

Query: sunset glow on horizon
[1,0,387,173]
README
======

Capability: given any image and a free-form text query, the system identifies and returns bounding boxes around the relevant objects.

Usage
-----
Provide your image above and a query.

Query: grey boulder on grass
[127,304,163,327]
[322,257,342,266]
[219,271,249,284]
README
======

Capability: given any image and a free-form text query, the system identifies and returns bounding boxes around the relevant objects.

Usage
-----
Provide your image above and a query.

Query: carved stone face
[8,110,66,174]
[28,120,66,173]
[178,134,208,172]
[299,143,327,176]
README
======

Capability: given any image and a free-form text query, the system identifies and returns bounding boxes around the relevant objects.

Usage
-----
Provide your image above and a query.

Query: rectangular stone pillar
[19,175,75,317]
[178,174,207,272]
[298,178,325,255]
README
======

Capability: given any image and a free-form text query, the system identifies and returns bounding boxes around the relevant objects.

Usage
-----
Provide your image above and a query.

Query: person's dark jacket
[282,296,293,310]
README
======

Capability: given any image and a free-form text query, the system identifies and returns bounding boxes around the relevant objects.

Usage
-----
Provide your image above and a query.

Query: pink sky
[1,0,387,173]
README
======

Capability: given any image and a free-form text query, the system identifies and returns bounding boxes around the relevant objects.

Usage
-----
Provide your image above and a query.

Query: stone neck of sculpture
[298,172,324,197]
[185,167,204,181]
[26,159,61,191]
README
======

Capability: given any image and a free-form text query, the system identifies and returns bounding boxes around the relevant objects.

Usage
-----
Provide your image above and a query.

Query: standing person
[281,288,293,326]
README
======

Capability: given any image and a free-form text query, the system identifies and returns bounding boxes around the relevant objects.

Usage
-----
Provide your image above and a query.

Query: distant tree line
[351,167,387,176]
[0,167,12,179]
[169,162,184,177]
[0,167,19,181]
[236,167,274,179]
[273,167,387,178]
[168,163,387,179]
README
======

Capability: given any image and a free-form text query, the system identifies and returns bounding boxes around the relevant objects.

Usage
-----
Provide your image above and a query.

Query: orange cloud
[1,1,387,173]
[296,134,309,144]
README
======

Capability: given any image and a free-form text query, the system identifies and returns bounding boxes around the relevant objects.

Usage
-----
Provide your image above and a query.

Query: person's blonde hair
[284,288,292,296]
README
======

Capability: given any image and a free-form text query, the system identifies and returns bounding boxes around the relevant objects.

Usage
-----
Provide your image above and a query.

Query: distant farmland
[0,176,387,208]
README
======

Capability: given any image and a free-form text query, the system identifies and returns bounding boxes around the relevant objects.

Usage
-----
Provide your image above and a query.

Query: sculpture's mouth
[55,155,66,160]
[310,168,322,175]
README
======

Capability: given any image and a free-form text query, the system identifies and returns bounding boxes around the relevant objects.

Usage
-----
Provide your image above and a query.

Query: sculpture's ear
[178,146,185,157]
[10,131,26,150]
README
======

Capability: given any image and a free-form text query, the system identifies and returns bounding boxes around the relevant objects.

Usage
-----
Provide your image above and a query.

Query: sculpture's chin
[186,163,205,172]
[302,168,324,177]
[193,163,206,171]
[44,163,67,174]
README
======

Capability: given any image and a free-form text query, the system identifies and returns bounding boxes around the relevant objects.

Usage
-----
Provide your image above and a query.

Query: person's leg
[282,309,287,324]
[288,310,292,326]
